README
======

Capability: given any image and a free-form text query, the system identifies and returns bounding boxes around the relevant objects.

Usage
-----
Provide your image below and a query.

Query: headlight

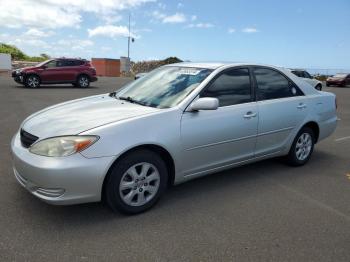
[29,136,99,157]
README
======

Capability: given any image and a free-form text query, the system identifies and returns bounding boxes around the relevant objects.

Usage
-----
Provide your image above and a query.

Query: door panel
[255,97,308,156]
[253,67,309,157]
[38,60,60,82]
[40,68,63,82]
[180,102,258,175]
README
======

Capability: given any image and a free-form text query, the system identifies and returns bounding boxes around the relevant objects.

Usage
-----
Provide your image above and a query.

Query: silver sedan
[11,62,337,214]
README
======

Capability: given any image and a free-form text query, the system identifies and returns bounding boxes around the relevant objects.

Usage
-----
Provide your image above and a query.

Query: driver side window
[200,68,252,107]
[45,60,57,68]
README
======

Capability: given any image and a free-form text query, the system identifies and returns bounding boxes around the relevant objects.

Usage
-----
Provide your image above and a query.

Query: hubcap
[79,77,89,87]
[119,162,160,207]
[28,77,39,88]
[295,133,312,161]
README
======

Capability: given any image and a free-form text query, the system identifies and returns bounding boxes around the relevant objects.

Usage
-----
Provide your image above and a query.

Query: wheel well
[77,73,90,81]
[303,121,320,143]
[25,73,41,82]
[101,144,176,200]
[316,83,322,89]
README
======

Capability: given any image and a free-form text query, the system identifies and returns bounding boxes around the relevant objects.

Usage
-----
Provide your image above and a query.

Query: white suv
[289,69,322,90]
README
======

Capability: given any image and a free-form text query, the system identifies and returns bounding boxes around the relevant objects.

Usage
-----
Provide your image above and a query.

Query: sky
[0,0,349,69]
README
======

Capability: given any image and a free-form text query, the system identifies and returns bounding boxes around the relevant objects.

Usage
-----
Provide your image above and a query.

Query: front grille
[20,129,38,148]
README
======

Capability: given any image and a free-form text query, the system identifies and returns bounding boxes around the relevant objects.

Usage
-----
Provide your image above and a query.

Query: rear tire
[105,149,168,214]
[315,84,322,91]
[25,75,40,88]
[286,127,315,166]
[77,75,90,88]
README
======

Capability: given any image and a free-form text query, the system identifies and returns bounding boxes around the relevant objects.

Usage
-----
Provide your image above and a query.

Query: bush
[131,57,183,74]
[0,43,50,62]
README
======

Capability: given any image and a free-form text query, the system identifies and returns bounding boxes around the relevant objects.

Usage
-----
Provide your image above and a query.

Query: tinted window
[56,60,66,67]
[201,68,252,107]
[291,70,303,77]
[71,60,84,66]
[45,60,57,68]
[254,68,302,100]
[303,71,312,79]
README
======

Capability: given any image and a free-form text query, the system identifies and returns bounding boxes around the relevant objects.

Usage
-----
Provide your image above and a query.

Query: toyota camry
[11,62,337,214]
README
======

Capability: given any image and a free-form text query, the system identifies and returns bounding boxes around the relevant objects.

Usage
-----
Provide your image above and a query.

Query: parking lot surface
[0,76,349,261]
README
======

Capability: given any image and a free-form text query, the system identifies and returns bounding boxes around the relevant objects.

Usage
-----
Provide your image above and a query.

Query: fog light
[35,188,65,198]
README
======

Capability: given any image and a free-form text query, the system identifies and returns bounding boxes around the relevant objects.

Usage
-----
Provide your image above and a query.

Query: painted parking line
[335,136,350,142]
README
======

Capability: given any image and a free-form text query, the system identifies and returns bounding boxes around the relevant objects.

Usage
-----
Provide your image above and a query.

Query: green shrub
[0,43,50,62]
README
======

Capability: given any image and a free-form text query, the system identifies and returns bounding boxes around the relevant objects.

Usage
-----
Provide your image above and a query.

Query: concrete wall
[0,53,11,70]
[91,58,120,77]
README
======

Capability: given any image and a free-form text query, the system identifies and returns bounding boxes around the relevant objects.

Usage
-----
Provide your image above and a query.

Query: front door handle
[297,103,307,109]
[244,111,257,119]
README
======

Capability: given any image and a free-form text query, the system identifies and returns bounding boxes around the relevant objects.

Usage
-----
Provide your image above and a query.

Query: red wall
[91,58,120,77]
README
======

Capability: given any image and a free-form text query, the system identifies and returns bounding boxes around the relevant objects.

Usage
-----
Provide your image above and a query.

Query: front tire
[286,127,315,166]
[315,84,322,91]
[105,149,168,214]
[25,75,40,88]
[77,75,90,88]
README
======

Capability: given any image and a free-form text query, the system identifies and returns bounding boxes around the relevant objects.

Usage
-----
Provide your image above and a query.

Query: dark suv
[12,58,98,88]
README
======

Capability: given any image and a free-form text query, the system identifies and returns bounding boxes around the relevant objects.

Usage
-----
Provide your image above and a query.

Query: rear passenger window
[72,60,84,66]
[201,68,252,107]
[254,68,302,101]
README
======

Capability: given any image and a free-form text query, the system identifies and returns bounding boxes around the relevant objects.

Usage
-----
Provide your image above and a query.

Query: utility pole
[127,14,131,59]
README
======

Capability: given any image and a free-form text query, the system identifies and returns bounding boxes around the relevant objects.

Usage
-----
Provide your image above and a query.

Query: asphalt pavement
[0,76,349,261]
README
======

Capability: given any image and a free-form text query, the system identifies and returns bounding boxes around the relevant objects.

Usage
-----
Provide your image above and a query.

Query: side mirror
[41,65,47,69]
[189,97,219,111]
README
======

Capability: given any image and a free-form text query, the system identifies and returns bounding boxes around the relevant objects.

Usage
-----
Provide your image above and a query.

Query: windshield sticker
[177,69,201,75]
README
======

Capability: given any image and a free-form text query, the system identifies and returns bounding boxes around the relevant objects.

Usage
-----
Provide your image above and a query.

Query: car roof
[166,62,288,70]
[289,69,306,72]
[55,58,85,61]
[165,62,319,96]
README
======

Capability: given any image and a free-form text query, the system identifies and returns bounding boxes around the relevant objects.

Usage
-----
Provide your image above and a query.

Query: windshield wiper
[118,96,146,106]
[109,91,117,97]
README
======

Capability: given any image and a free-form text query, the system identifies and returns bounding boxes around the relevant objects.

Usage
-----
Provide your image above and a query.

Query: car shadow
[14,84,98,89]
[15,149,337,229]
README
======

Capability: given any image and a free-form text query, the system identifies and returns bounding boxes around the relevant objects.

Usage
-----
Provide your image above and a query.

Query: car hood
[17,65,40,71]
[328,77,344,81]
[22,94,159,138]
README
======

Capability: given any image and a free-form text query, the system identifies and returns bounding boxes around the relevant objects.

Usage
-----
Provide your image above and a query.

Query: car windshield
[117,66,213,109]
[36,59,52,67]
[333,74,347,78]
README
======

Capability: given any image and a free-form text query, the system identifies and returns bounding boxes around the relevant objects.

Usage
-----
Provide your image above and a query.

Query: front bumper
[90,76,98,82]
[12,70,24,83]
[11,132,115,205]
[327,80,345,85]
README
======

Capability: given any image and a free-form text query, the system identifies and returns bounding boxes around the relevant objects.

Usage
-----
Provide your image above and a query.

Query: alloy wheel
[79,77,89,87]
[27,76,39,88]
[295,133,312,161]
[119,162,160,207]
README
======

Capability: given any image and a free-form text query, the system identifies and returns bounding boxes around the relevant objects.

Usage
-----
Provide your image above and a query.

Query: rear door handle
[297,103,307,109]
[244,111,257,119]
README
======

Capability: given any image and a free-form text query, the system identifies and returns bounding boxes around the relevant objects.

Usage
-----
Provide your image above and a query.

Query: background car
[12,58,97,88]
[326,73,350,87]
[11,63,337,214]
[290,69,323,90]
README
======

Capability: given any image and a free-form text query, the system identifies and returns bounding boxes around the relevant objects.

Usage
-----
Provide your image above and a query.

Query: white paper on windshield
[177,69,201,75]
